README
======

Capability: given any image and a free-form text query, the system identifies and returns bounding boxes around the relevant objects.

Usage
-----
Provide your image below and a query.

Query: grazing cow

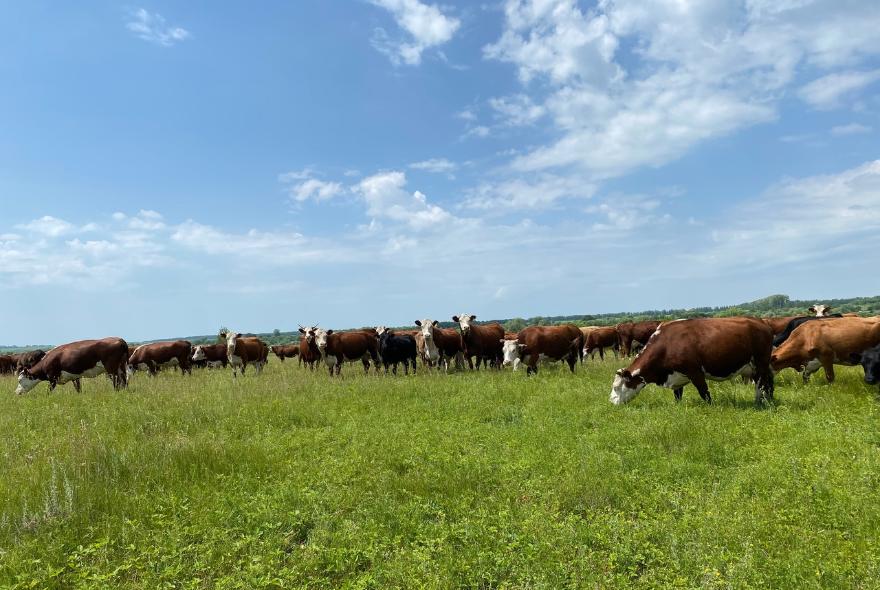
[298,327,322,370]
[414,319,465,372]
[583,327,619,360]
[191,343,228,368]
[271,344,299,362]
[850,344,880,386]
[376,327,417,375]
[762,316,803,336]
[15,337,130,394]
[312,328,380,376]
[0,355,16,375]
[500,325,582,375]
[810,304,833,317]
[220,330,269,376]
[610,318,774,405]
[13,350,47,373]
[452,314,504,369]
[772,314,843,347]
[616,320,662,356]
[128,340,193,377]
[771,317,880,383]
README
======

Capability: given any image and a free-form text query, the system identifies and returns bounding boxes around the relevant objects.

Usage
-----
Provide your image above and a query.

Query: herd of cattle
[2,304,879,404]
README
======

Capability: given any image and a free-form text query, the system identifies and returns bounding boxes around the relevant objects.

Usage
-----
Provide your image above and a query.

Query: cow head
[500,339,526,367]
[299,326,318,346]
[376,326,388,337]
[313,329,333,355]
[851,349,880,385]
[224,331,243,358]
[809,304,832,317]
[452,314,476,336]
[415,319,439,343]
[610,368,646,405]
[192,345,206,361]
[14,369,40,395]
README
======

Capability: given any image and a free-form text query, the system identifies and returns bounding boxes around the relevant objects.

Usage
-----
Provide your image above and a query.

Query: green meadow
[1,359,879,589]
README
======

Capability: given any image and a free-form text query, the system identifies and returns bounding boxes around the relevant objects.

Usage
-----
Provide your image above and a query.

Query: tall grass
[1,359,878,588]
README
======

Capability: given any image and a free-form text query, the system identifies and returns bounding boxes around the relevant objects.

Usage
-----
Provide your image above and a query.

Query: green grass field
[1,359,879,589]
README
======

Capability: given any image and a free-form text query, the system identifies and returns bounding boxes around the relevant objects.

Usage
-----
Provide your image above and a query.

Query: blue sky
[2,0,879,344]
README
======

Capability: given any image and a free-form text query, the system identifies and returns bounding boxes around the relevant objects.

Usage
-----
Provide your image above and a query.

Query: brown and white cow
[452,314,504,369]
[128,340,193,377]
[191,343,228,368]
[414,319,465,372]
[271,344,299,363]
[616,320,662,356]
[298,326,322,370]
[220,330,269,376]
[312,328,380,376]
[810,304,833,317]
[610,318,774,405]
[583,327,619,361]
[771,316,880,383]
[15,337,130,394]
[501,324,583,374]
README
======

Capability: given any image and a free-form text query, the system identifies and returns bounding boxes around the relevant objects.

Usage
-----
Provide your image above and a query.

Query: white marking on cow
[610,371,646,405]
[192,346,206,361]
[15,372,41,395]
[662,371,690,389]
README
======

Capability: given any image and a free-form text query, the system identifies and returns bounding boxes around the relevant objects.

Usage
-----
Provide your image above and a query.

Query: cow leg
[821,354,836,383]
[526,353,540,376]
[674,387,684,401]
[566,352,577,373]
[411,356,416,375]
[599,347,605,361]
[754,368,775,405]
[690,373,711,403]
[73,378,82,393]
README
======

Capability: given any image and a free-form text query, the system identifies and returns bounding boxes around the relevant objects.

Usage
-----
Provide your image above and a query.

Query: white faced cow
[810,304,833,317]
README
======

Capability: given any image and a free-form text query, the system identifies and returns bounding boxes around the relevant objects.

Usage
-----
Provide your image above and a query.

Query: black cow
[376,327,417,375]
[851,344,880,386]
[772,314,843,347]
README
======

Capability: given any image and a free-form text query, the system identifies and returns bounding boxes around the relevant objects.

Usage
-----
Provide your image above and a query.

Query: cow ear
[327,329,334,335]
[414,320,422,326]
[432,320,439,327]
[452,316,460,322]
[299,328,306,334]
[470,315,476,321]
[809,306,816,313]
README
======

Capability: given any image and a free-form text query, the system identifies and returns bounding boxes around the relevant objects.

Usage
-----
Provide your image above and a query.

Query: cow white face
[501,339,525,367]
[610,368,646,405]
[810,304,831,317]
[415,319,438,342]
[313,329,333,353]
[15,371,40,395]
[453,314,476,335]
[224,332,240,356]
[192,346,206,361]
[376,326,388,337]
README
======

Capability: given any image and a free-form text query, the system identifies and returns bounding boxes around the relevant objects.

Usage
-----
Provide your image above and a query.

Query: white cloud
[799,70,880,109]
[126,8,190,47]
[369,0,460,66]
[463,174,595,211]
[830,123,872,136]
[353,171,454,229]
[279,169,345,202]
[410,158,457,173]
[16,216,76,237]
[462,125,490,139]
[586,195,667,232]
[489,94,546,126]
[482,0,880,180]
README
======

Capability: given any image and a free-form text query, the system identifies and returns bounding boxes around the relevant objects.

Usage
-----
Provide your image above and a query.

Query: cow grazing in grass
[616,320,661,356]
[501,324,582,374]
[583,327,619,360]
[376,327,417,375]
[610,318,774,405]
[15,337,130,394]
[851,344,880,386]
[414,319,464,372]
[192,343,228,368]
[271,344,299,363]
[771,317,880,383]
[453,314,504,369]
[313,328,380,376]
[220,330,269,377]
[128,340,193,377]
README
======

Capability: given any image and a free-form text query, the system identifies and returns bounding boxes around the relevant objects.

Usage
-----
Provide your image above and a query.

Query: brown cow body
[129,340,193,376]
[15,337,129,394]
[220,331,269,376]
[298,327,322,370]
[271,344,300,362]
[616,320,662,356]
[0,355,16,375]
[10,350,47,373]
[584,327,619,360]
[453,314,504,369]
[762,316,801,335]
[771,317,880,383]
[414,320,465,372]
[313,328,380,376]
[611,318,774,405]
[504,324,583,375]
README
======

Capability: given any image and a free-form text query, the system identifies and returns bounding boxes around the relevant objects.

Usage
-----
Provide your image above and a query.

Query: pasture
[1,359,879,589]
